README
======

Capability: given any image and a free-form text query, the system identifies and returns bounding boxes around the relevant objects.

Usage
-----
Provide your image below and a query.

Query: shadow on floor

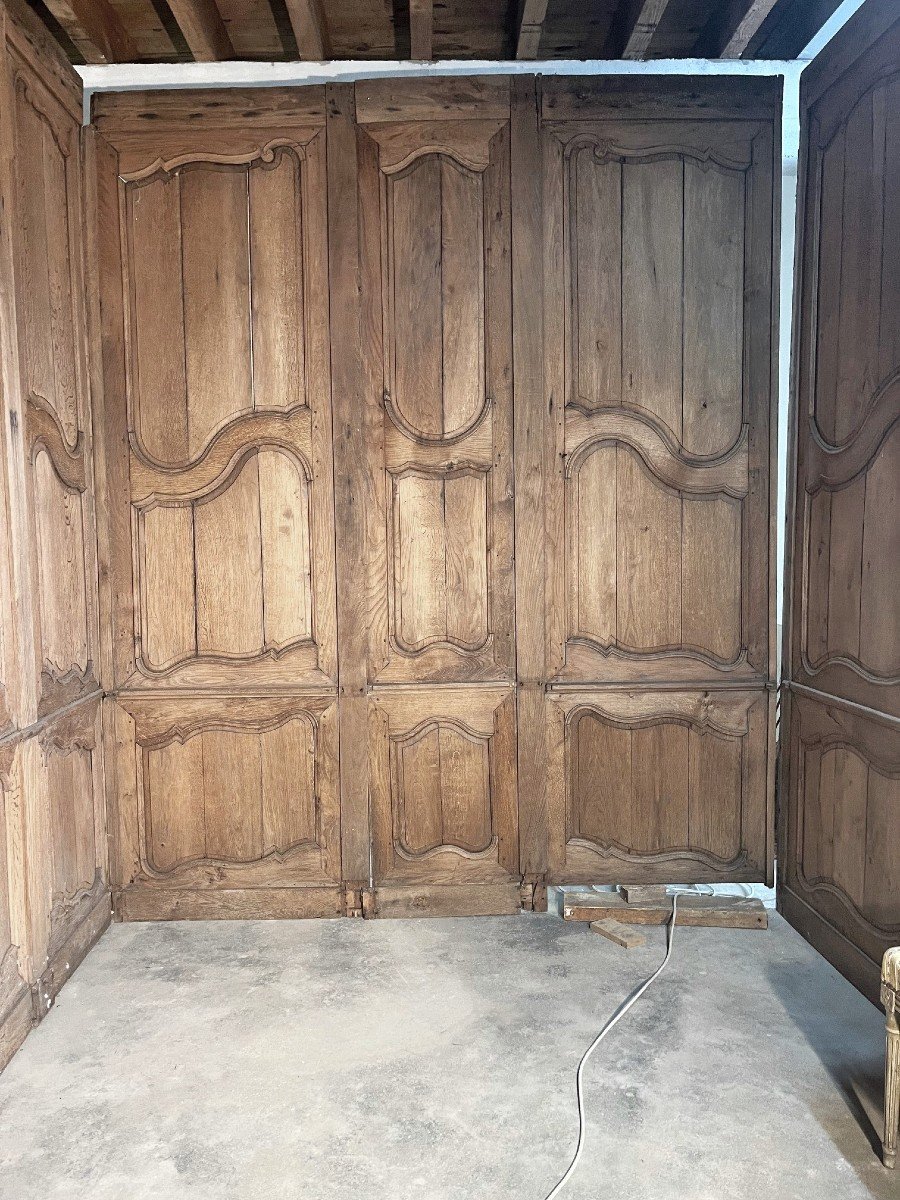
[765,956,892,1197]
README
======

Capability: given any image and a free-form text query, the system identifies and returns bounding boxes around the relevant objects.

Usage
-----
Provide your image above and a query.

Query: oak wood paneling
[0,0,108,1071]
[93,77,779,918]
[782,10,900,1003]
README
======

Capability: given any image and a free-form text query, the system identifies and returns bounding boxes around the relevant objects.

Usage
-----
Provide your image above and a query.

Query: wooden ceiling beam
[409,0,433,60]
[41,0,136,62]
[694,0,781,58]
[283,0,330,59]
[619,0,675,60]
[166,0,234,61]
[515,0,549,60]
[739,0,844,59]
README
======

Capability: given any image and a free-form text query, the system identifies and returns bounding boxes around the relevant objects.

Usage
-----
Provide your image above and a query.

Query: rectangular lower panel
[369,687,519,889]
[108,692,343,919]
[545,688,771,885]
[779,689,899,998]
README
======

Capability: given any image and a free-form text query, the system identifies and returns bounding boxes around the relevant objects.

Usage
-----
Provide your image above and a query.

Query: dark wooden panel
[781,7,900,1001]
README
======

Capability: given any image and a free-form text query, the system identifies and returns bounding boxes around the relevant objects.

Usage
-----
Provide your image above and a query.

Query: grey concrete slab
[0,913,893,1200]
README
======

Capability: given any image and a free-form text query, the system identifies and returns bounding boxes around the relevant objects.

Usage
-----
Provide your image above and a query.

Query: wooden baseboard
[116,885,344,921]
[34,889,112,1017]
[372,882,522,919]
[779,886,882,1008]
[0,985,32,1073]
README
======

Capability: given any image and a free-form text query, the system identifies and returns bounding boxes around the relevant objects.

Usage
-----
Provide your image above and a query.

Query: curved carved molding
[567,837,750,873]
[797,872,900,940]
[807,396,900,491]
[38,662,97,719]
[49,870,105,951]
[138,707,317,753]
[121,138,309,185]
[567,636,749,672]
[566,409,749,498]
[562,134,751,174]
[130,404,310,475]
[800,732,900,779]
[816,66,900,151]
[14,74,73,158]
[143,839,321,879]
[383,391,492,447]
[801,648,900,688]
[38,700,98,758]
[131,426,313,507]
[395,835,498,862]
[26,395,84,490]
[368,121,505,175]
[565,700,750,740]
[392,715,489,748]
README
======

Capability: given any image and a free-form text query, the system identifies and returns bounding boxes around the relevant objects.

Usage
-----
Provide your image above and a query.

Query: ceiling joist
[283,0,330,60]
[621,0,675,60]
[695,0,781,58]
[516,0,549,60]
[41,0,135,62]
[166,0,233,61]
[409,0,433,61]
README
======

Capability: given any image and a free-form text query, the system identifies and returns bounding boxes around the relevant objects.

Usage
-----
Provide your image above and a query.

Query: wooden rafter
[283,0,330,59]
[740,0,844,58]
[166,0,233,61]
[409,0,433,60]
[515,0,549,60]
[620,0,675,60]
[695,0,781,58]
[41,0,136,62]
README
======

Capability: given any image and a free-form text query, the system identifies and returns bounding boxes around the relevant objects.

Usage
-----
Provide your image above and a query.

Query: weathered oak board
[563,893,768,928]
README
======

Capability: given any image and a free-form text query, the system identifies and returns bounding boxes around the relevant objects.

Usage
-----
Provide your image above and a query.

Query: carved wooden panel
[782,12,900,1002]
[109,694,341,898]
[783,693,899,976]
[547,690,769,884]
[542,121,774,687]
[369,688,518,886]
[791,67,900,718]
[110,126,335,690]
[358,111,514,685]
[9,50,98,717]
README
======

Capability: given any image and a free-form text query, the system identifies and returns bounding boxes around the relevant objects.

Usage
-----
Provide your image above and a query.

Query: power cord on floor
[542,888,694,1200]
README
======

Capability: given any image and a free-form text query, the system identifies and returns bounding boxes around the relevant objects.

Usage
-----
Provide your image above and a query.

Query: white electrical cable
[542,889,690,1200]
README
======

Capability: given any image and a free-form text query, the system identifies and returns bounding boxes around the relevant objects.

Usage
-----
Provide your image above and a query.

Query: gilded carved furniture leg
[882,948,900,1169]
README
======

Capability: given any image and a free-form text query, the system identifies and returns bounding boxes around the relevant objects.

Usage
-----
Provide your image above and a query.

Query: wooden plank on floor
[590,919,647,948]
[563,893,768,928]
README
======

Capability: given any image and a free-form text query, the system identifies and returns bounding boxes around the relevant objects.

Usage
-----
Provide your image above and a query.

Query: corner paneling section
[781,12,900,1003]
[0,0,108,1068]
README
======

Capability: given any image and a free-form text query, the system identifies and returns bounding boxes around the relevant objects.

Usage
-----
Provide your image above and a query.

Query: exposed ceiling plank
[166,0,234,61]
[741,0,844,59]
[283,0,330,59]
[409,0,433,60]
[516,0,549,59]
[694,0,781,58]
[41,0,136,62]
[620,0,675,60]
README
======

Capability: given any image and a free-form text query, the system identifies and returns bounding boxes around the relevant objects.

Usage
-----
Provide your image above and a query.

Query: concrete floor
[0,913,894,1200]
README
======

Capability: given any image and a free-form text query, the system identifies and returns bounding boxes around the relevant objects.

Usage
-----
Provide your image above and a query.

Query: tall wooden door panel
[92,90,343,917]
[536,81,779,885]
[0,0,108,1061]
[781,6,900,1003]
[353,79,521,914]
